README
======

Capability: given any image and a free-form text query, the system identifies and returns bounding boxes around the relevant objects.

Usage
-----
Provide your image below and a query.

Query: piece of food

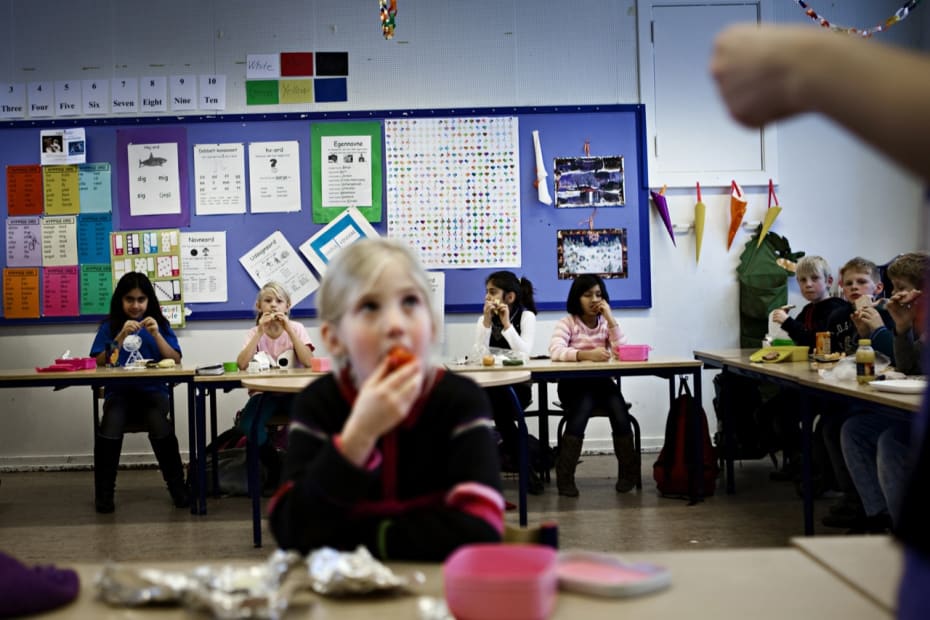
[482,355,495,367]
[854,296,872,310]
[386,345,416,372]
[157,359,176,368]
[762,351,780,361]
[502,358,524,366]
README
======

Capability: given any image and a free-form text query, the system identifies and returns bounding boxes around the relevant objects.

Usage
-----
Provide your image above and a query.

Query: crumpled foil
[306,546,408,596]
[96,550,307,619]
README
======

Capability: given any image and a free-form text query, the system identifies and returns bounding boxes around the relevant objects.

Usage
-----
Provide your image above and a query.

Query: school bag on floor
[653,380,719,502]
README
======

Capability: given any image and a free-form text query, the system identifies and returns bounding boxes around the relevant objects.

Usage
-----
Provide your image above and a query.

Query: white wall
[0,0,926,468]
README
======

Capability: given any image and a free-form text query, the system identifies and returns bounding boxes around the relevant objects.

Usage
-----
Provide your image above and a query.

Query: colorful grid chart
[384,116,521,269]
[110,228,184,326]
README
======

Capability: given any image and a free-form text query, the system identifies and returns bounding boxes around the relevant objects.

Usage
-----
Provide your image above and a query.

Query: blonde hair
[887,252,930,290]
[316,237,437,328]
[795,255,831,281]
[839,257,880,282]
[254,281,292,324]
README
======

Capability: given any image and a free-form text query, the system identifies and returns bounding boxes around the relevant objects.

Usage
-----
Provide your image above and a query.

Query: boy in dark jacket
[771,255,846,348]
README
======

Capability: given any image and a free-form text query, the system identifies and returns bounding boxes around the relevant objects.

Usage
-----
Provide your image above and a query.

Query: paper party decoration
[727,179,747,251]
[532,130,552,205]
[757,178,783,248]
[650,185,675,246]
[694,182,706,263]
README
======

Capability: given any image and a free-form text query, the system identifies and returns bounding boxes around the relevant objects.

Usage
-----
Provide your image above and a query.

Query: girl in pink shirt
[236,282,315,487]
[548,274,638,497]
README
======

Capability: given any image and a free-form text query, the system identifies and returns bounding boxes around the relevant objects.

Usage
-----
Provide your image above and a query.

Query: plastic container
[557,551,671,598]
[615,345,652,361]
[310,357,332,372]
[856,339,875,384]
[443,544,558,620]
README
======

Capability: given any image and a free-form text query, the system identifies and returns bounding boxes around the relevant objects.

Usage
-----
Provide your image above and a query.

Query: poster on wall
[556,228,628,280]
[109,228,184,326]
[40,128,86,166]
[127,142,182,217]
[180,231,228,303]
[239,230,318,304]
[384,116,521,269]
[311,121,383,223]
[553,156,625,208]
[193,143,246,215]
[248,141,301,213]
[298,206,379,276]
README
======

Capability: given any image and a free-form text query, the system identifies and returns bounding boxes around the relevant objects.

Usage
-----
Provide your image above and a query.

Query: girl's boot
[613,433,639,493]
[149,434,190,508]
[556,434,584,497]
[94,435,122,513]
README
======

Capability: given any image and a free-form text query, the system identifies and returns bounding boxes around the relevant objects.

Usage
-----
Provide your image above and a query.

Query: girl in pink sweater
[548,274,638,497]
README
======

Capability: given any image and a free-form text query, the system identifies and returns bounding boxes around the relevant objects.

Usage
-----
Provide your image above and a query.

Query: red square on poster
[281,53,314,77]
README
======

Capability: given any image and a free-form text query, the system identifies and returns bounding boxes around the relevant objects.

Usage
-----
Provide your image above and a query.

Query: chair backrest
[91,385,176,434]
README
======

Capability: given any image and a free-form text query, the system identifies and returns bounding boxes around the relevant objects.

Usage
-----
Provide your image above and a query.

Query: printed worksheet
[127,142,182,216]
[248,141,300,213]
[193,143,246,215]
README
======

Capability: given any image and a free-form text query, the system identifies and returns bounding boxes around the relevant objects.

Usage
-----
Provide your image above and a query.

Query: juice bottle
[855,339,875,384]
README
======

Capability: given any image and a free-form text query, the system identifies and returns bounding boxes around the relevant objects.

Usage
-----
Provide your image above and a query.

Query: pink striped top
[548,314,627,361]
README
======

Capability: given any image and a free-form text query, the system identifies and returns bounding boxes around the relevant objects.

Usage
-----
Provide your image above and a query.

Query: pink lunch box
[443,544,558,620]
[615,345,652,361]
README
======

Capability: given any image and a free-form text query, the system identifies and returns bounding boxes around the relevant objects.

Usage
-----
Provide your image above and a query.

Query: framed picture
[557,228,628,279]
[553,156,625,208]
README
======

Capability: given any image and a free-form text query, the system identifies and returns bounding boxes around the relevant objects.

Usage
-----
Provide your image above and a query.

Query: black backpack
[711,373,781,463]
[653,381,719,502]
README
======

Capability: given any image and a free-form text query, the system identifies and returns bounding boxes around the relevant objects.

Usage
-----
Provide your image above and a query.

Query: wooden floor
[0,454,849,565]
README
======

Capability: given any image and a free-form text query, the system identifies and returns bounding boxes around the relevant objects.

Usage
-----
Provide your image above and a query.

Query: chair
[552,400,642,490]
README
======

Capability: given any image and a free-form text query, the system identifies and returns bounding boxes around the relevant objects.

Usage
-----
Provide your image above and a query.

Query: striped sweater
[269,368,504,561]
[548,314,627,361]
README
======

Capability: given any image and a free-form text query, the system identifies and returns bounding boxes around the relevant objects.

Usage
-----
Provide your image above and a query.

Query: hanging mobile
[792,0,922,37]
[380,0,397,39]
[122,334,145,368]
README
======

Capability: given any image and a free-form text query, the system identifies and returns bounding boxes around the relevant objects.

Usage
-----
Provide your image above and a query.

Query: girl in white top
[237,282,315,370]
[474,271,543,494]
[474,271,537,356]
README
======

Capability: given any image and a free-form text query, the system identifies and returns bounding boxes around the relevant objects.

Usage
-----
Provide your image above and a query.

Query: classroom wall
[0,0,926,468]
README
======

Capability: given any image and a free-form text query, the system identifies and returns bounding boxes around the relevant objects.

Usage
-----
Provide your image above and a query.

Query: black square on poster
[316,52,349,76]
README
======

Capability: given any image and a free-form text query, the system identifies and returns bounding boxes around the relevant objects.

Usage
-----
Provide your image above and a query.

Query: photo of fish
[140,152,167,167]
[553,155,625,208]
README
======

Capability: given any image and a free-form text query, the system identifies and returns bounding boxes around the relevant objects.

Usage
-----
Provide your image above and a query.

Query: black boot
[94,435,122,513]
[556,434,584,497]
[612,433,639,493]
[150,434,190,508]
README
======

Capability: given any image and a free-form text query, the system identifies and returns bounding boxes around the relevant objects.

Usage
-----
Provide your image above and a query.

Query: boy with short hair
[828,257,895,360]
[771,255,846,348]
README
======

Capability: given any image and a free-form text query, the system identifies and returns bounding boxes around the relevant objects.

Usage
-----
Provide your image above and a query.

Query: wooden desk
[792,535,902,614]
[39,547,889,618]
[0,366,198,511]
[695,349,920,535]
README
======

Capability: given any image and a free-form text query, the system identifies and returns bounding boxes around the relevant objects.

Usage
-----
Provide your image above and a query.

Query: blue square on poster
[314,78,347,103]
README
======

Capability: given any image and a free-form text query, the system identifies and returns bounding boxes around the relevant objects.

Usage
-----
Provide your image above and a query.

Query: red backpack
[653,380,719,502]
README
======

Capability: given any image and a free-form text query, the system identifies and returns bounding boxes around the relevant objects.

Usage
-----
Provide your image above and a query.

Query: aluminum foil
[96,550,307,619]
[306,546,408,596]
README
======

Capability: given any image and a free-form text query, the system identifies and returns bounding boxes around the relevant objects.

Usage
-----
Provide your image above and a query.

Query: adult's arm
[712,25,930,183]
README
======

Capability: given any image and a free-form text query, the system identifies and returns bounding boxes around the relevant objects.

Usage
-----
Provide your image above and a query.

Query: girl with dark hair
[474,271,542,492]
[88,272,187,513]
[548,273,637,497]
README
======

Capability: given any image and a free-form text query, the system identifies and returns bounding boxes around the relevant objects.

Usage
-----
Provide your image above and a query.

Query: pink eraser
[310,357,332,371]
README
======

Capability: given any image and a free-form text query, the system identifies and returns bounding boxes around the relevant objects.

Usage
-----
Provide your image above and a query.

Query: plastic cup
[223,361,239,373]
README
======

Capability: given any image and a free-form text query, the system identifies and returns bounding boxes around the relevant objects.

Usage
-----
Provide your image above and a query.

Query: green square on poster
[80,263,112,315]
[310,121,383,224]
[246,80,279,105]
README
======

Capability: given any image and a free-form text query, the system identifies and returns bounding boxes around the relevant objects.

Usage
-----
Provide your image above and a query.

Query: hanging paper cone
[694,182,706,263]
[650,186,675,246]
[726,180,747,251]
[756,179,782,248]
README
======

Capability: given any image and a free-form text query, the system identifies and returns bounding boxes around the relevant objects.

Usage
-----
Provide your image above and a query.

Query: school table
[791,534,902,615]
[0,365,198,506]
[35,547,890,618]
[694,349,921,535]
[241,369,534,534]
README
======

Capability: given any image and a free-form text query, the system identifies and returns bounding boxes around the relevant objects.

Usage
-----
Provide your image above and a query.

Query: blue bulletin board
[0,105,650,323]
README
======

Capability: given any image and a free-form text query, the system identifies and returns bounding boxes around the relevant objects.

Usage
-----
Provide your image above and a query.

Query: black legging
[487,383,532,461]
[99,389,171,439]
[557,377,632,438]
